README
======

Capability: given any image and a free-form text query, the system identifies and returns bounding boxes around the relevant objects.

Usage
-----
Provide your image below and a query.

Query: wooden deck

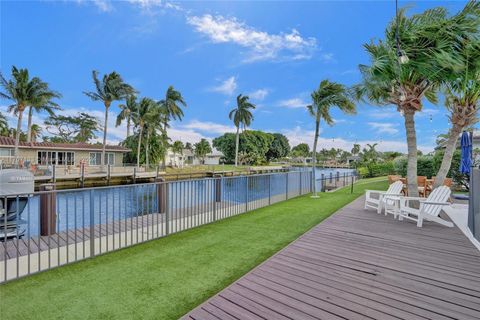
[184,196,480,320]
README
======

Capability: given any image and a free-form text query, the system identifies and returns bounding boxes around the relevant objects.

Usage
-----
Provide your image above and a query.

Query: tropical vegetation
[229,94,255,166]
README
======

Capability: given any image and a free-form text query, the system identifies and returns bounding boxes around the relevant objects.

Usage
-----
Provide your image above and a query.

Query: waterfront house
[165,148,224,167]
[0,136,130,168]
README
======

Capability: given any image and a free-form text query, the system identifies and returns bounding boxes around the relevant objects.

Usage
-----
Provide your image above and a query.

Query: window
[0,148,14,157]
[37,151,75,165]
[89,152,114,165]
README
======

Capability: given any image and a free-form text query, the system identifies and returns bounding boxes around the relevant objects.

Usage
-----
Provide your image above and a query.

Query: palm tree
[0,112,9,136]
[354,7,452,196]
[194,139,212,164]
[84,70,135,169]
[144,103,164,168]
[0,66,60,157]
[229,94,255,166]
[158,86,186,167]
[29,124,42,142]
[351,143,361,156]
[26,100,61,143]
[171,140,184,166]
[433,3,480,187]
[116,95,137,138]
[131,97,156,168]
[307,80,355,195]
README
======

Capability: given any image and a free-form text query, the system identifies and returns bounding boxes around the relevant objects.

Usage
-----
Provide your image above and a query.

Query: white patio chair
[364,181,404,214]
[398,186,453,228]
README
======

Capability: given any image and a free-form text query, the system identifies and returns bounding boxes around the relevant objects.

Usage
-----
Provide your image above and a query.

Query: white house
[165,148,224,167]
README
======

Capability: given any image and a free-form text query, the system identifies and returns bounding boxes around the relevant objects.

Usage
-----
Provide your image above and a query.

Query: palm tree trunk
[312,118,320,195]
[126,116,131,138]
[403,109,418,197]
[234,126,240,166]
[26,106,33,143]
[14,107,24,158]
[102,102,110,171]
[434,124,462,188]
[137,126,143,168]
[146,130,150,168]
[162,121,167,168]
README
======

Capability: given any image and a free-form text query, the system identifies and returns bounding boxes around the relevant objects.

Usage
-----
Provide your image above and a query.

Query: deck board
[184,196,480,320]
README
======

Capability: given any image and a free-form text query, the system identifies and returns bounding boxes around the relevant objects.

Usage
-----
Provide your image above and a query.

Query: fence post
[351,175,354,194]
[321,173,325,192]
[285,172,289,200]
[80,164,85,188]
[39,184,56,236]
[52,164,56,183]
[245,175,249,213]
[156,177,166,214]
[343,172,346,187]
[107,164,111,185]
[133,167,137,184]
[299,171,302,195]
[268,174,271,205]
[89,188,95,257]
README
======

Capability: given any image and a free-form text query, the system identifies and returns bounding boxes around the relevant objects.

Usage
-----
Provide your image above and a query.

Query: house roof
[0,136,131,152]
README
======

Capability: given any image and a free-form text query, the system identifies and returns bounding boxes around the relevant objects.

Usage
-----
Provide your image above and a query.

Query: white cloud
[368,122,399,135]
[368,109,398,119]
[187,14,317,62]
[282,126,433,153]
[248,89,269,101]
[181,120,235,135]
[278,98,308,109]
[210,76,237,96]
[75,0,113,12]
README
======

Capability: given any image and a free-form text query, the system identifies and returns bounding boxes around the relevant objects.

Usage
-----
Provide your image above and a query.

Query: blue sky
[1,0,473,153]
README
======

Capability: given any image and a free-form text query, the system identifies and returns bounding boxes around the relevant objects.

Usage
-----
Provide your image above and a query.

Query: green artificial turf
[0,178,388,320]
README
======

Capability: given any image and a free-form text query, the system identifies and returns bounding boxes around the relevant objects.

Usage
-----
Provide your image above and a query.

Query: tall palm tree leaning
[26,98,61,143]
[354,7,449,196]
[144,102,164,168]
[116,95,138,138]
[158,86,186,168]
[433,2,480,187]
[229,94,256,166]
[84,71,135,170]
[307,80,355,197]
[131,97,156,168]
[0,66,60,157]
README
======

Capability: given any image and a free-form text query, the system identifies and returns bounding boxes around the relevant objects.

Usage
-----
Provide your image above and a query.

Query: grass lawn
[0,177,388,320]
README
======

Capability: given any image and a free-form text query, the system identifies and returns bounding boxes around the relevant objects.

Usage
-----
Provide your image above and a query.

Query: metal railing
[0,170,358,283]
[468,167,480,241]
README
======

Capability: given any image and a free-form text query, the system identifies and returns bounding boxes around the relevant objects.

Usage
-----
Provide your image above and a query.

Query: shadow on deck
[184,196,480,320]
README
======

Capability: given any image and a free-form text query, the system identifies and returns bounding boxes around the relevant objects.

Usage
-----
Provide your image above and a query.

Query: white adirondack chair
[365,181,404,214]
[398,186,453,227]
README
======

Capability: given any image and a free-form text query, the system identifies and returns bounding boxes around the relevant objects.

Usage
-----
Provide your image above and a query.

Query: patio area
[184,196,480,320]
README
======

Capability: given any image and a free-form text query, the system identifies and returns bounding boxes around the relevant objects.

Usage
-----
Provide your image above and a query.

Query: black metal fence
[0,170,358,283]
[468,167,480,241]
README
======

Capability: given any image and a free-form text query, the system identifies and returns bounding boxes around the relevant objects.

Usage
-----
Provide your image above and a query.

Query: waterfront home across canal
[0,136,130,169]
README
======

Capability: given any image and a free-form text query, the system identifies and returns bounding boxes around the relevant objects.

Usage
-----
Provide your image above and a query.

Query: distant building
[0,136,130,167]
[165,147,224,167]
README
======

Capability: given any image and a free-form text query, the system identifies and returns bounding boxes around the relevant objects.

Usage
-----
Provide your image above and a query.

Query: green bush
[358,161,395,178]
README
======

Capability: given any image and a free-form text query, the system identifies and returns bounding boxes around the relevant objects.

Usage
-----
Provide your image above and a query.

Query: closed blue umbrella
[459,131,472,175]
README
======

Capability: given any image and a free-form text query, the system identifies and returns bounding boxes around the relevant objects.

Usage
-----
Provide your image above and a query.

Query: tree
[116,95,138,138]
[29,124,42,142]
[0,66,61,157]
[290,143,310,158]
[158,86,186,167]
[26,99,61,143]
[130,97,157,168]
[433,2,480,187]
[84,70,135,169]
[266,133,290,161]
[194,139,212,164]
[185,142,193,150]
[354,7,452,196]
[229,94,255,166]
[351,143,360,156]
[45,112,101,143]
[307,80,355,194]
[171,140,184,166]
[213,131,273,165]
[362,143,379,163]
[144,103,165,168]
[0,112,9,136]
